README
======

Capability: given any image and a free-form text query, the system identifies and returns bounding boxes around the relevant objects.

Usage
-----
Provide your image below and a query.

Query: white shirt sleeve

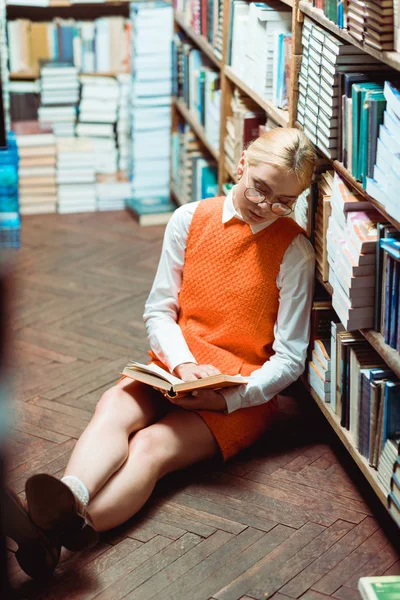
[143,202,199,373]
[222,234,315,413]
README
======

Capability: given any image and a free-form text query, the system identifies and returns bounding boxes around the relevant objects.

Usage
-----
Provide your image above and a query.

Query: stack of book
[228,0,292,104]
[377,438,399,496]
[224,89,265,176]
[127,1,176,226]
[389,448,400,526]
[57,137,96,214]
[77,76,119,176]
[96,172,131,211]
[173,0,224,59]
[9,80,40,122]
[327,172,380,330]
[7,17,131,77]
[13,120,57,215]
[298,17,381,160]
[308,338,332,402]
[348,0,395,51]
[173,34,221,152]
[117,73,131,174]
[38,62,79,137]
[0,132,19,248]
[366,81,400,223]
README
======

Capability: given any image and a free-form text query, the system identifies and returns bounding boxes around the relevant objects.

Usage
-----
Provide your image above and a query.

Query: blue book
[381,238,400,260]
[201,164,218,199]
[390,261,399,348]
[59,25,74,63]
[383,381,400,447]
[126,196,176,227]
[384,254,394,345]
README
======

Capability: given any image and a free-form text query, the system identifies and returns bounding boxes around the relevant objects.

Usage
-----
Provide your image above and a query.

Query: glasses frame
[243,165,296,217]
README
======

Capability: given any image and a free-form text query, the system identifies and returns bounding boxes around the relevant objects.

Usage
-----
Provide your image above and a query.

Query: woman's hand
[173,362,221,381]
[170,389,227,411]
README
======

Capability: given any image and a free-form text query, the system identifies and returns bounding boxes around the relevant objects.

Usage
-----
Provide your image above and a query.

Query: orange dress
[146,197,305,461]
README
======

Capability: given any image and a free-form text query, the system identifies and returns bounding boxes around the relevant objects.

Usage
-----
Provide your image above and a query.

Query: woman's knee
[94,385,145,431]
[128,425,173,475]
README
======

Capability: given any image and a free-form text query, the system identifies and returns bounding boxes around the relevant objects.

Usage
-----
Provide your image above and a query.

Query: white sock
[61,475,90,518]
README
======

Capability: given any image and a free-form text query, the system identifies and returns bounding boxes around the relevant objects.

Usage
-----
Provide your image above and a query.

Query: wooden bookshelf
[360,330,400,379]
[170,182,187,207]
[174,97,220,162]
[315,270,333,296]
[224,66,290,128]
[174,12,222,69]
[298,0,400,72]
[303,378,388,507]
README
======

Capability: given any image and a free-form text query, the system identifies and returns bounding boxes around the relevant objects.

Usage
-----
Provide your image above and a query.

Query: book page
[126,361,183,385]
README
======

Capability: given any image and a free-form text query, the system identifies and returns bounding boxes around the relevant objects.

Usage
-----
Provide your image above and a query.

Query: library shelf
[224,66,290,128]
[359,330,400,379]
[298,0,400,72]
[314,271,400,379]
[174,97,220,161]
[225,161,238,183]
[303,377,388,507]
[170,183,187,207]
[174,12,222,70]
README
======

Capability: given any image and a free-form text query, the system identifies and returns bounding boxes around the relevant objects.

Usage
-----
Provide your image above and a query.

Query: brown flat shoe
[2,487,60,579]
[25,473,98,551]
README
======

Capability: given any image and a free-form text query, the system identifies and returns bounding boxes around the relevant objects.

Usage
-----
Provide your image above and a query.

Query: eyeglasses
[244,166,297,217]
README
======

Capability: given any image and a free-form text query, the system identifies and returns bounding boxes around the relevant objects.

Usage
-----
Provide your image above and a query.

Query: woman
[7,128,316,578]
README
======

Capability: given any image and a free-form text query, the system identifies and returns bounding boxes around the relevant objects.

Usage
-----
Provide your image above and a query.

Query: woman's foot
[25,474,98,552]
[2,487,61,579]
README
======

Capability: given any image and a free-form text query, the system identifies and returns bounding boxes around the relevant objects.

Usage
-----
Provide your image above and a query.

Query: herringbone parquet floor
[5,210,400,600]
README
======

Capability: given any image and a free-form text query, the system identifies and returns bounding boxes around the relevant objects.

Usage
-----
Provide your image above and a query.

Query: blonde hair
[246,128,316,191]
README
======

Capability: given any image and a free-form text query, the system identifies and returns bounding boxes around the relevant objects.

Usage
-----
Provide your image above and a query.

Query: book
[358,576,400,600]
[121,361,248,398]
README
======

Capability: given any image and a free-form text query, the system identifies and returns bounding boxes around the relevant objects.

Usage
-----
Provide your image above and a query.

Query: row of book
[309,0,400,52]
[375,235,400,351]
[172,123,218,205]
[0,132,20,248]
[7,17,130,76]
[227,0,292,108]
[1,0,10,132]
[173,0,224,60]
[173,34,221,153]
[307,324,400,526]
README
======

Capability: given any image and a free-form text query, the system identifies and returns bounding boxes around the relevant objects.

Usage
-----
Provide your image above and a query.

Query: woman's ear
[237,151,246,179]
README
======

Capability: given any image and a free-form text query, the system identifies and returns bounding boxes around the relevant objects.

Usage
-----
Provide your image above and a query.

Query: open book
[121,361,248,398]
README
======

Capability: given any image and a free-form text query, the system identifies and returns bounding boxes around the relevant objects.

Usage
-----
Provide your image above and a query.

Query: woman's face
[233,159,304,226]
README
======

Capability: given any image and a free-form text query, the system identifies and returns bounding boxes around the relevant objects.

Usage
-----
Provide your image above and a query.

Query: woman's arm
[221,234,316,413]
[143,203,199,372]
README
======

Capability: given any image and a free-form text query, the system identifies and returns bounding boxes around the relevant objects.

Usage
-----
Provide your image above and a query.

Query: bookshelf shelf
[360,330,400,379]
[174,12,222,69]
[225,162,238,184]
[224,66,290,128]
[298,0,400,72]
[174,97,220,161]
[315,270,333,296]
[304,379,388,507]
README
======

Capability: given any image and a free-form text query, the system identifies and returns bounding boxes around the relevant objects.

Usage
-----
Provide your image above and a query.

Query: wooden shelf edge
[303,376,388,507]
[315,269,333,296]
[170,183,187,207]
[298,1,400,71]
[224,66,290,128]
[174,12,222,69]
[173,97,220,161]
[360,330,400,379]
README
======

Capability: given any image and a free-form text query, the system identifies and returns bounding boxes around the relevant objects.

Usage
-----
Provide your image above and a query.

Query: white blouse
[143,189,315,413]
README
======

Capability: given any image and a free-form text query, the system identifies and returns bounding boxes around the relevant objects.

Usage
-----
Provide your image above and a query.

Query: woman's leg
[63,377,170,497]
[87,409,218,532]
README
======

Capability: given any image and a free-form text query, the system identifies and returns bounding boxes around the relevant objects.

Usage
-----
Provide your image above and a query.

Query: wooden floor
[5,210,400,600]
